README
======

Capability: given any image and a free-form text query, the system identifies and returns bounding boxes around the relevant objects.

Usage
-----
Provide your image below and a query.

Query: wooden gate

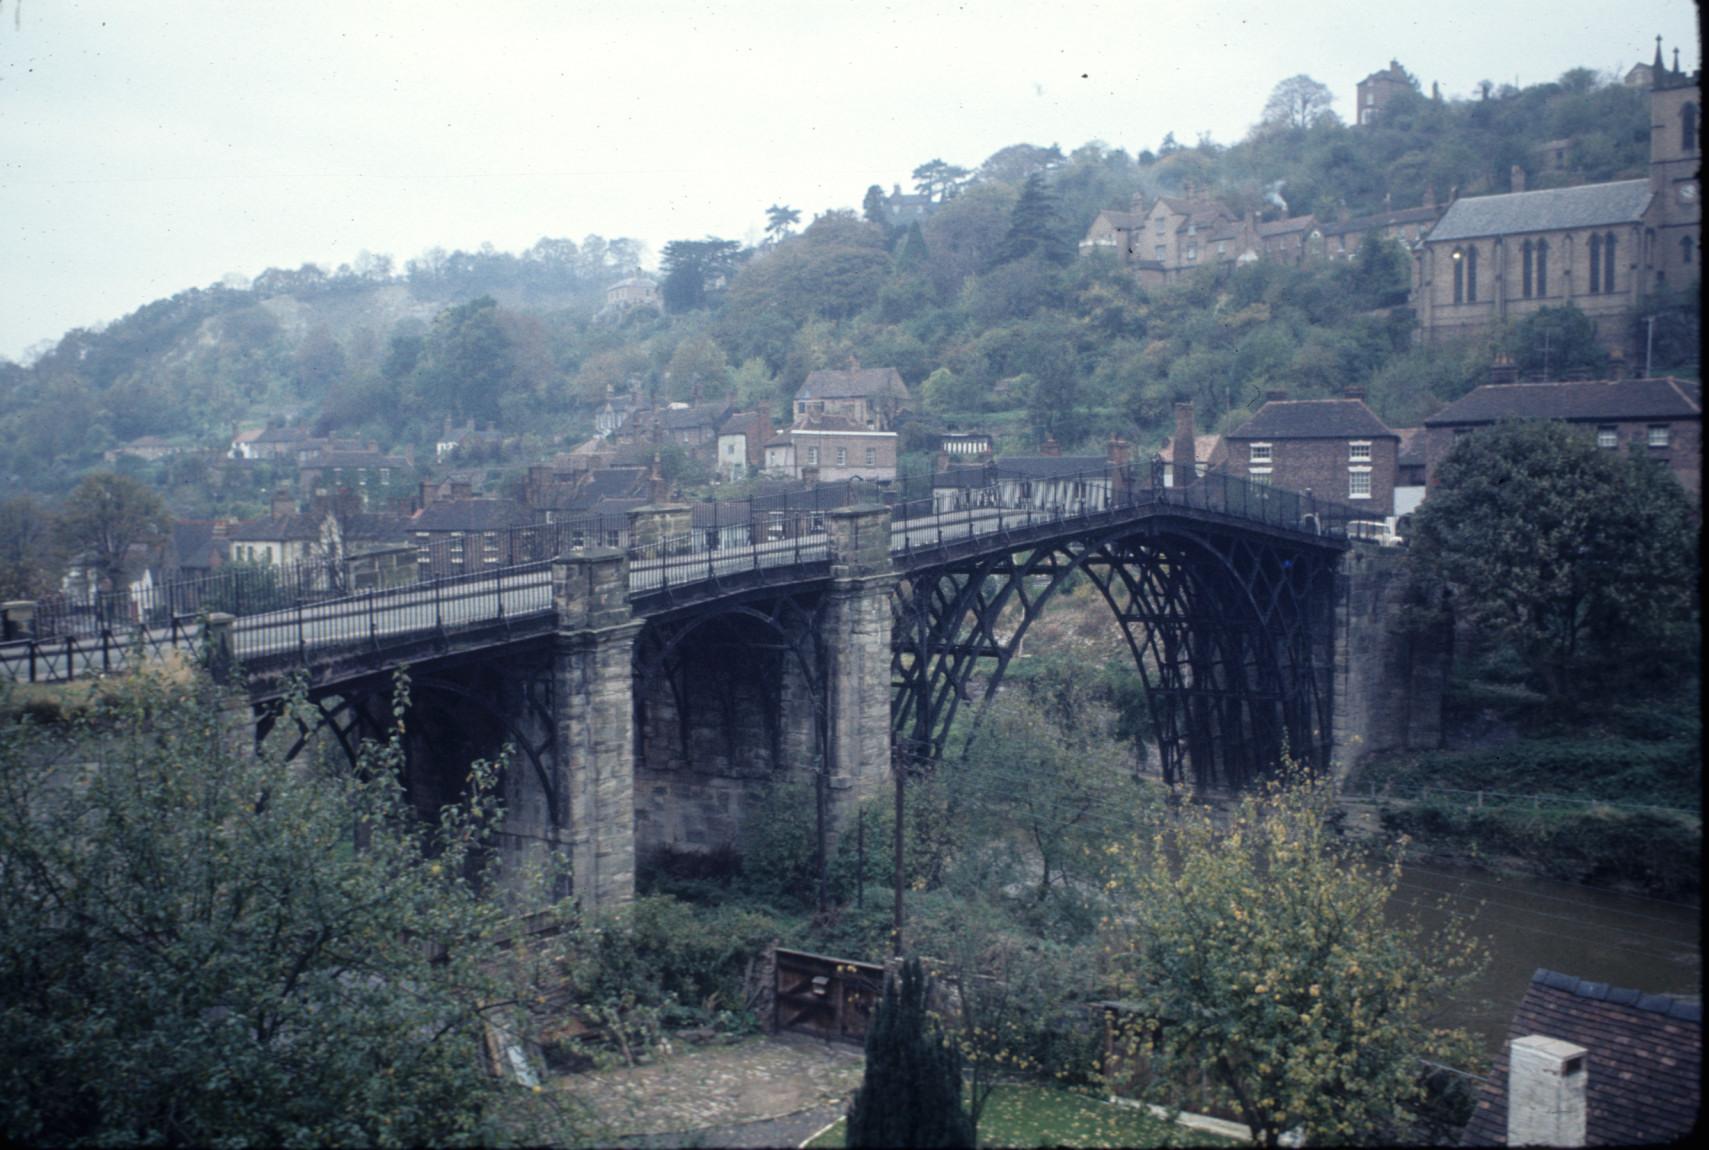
[773,947,885,1045]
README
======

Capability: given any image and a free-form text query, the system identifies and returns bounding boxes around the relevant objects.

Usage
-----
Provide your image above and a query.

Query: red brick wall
[1225,436,1398,517]
[1424,419,1701,494]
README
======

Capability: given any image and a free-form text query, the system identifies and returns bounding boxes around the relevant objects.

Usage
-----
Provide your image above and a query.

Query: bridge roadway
[2,480,1347,688]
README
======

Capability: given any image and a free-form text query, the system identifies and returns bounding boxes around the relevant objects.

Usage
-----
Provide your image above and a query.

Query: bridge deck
[1,473,1351,688]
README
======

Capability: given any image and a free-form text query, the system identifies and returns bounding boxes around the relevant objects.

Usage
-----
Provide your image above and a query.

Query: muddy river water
[1388,861,1701,1056]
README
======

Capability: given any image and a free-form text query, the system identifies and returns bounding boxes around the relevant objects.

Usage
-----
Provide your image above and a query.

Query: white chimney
[1507,1035,1588,1147]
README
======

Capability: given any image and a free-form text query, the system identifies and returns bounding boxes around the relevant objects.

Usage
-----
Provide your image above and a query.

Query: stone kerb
[628,504,693,556]
[552,549,630,632]
[823,505,893,579]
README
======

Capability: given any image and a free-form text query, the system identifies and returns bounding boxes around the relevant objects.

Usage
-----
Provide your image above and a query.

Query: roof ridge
[1533,967,1703,1021]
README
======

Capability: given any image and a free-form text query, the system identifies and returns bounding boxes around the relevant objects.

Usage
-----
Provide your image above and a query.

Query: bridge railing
[627,504,833,595]
[889,463,1359,560]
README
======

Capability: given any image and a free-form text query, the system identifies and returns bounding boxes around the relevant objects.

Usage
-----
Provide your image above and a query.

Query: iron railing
[2,470,1357,684]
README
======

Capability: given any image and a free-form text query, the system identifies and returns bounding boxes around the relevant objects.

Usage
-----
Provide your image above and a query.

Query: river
[1389,861,1701,1057]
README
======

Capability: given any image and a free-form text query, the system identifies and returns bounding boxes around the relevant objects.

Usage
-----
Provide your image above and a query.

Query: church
[1413,41,1699,355]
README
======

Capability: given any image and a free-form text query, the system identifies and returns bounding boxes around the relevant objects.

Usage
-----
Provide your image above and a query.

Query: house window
[1249,473,1272,488]
[1154,245,1166,260]
[1186,245,1198,261]
[807,446,819,466]
[1155,219,1166,235]
[865,447,877,466]
[1187,223,1197,237]
[1648,424,1670,447]
[1249,443,1273,464]
[1349,441,1372,463]
[1596,426,1618,449]
[836,447,848,467]
[1217,241,1227,256]
[1349,471,1372,499]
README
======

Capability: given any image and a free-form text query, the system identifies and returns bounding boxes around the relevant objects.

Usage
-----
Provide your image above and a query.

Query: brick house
[409,499,537,578]
[1354,60,1414,127]
[1460,968,1700,1146]
[1224,394,1401,517]
[763,416,898,483]
[793,368,910,430]
[1420,376,1702,492]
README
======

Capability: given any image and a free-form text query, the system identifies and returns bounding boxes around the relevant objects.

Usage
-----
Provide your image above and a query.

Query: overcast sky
[0,0,1698,361]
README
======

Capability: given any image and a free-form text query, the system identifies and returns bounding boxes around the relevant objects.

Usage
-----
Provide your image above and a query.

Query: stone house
[604,275,660,311]
[1460,968,1700,1146]
[226,506,340,574]
[793,368,910,431]
[763,416,898,483]
[1223,393,1402,518]
[653,401,734,449]
[1420,376,1702,492]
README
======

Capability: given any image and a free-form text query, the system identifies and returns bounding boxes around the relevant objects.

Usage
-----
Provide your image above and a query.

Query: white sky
[0,0,1699,361]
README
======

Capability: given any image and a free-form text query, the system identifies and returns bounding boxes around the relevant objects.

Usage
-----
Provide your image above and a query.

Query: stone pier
[819,505,897,837]
[553,549,642,909]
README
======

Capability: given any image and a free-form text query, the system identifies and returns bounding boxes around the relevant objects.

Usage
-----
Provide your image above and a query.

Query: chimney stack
[1106,434,1131,470]
[449,478,472,502]
[1507,1036,1588,1148]
[1491,352,1518,385]
[270,489,296,519]
[419,480,435,510]
[1040,433,1061,457]
[212,518,229,539]
[1171,402,1197,488]
[1511,164,1527,193]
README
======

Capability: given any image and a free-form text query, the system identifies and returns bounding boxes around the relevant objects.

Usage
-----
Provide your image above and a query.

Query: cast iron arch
[892,518,1336,790]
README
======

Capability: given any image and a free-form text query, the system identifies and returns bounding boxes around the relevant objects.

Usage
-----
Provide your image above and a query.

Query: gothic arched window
[1683,102,1698,153]
[1521,240,1533,298]
[1465,244,1478,302]
[1602,232,1616,293]
[1588,233,1602,294]
[1536,239,1549,295]
[1452,248,1465,303]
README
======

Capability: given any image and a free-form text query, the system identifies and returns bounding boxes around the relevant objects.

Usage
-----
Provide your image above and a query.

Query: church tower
[1648,36,1701,288]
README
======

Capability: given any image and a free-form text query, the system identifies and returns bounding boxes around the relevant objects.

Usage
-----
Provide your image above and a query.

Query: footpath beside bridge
[2,468,1445,907]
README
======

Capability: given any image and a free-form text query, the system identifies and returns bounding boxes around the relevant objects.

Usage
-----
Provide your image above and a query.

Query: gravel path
[555,1031,862,1147]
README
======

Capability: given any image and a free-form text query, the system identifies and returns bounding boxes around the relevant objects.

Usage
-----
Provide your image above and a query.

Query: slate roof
[1158,434,1225,465]
[410,500,535,533]
[342,513,412,543]
[227,513,328,543]
[1228,399,1399,440]
[1423,378,1702,426]
[656,402,733,431]
[1322,205,1441,237]
[1460,967,1701,1146]
[796,367,909,402]
[568,466,649,507]
[1395,427,1427,466]
[171,521,227,570]
[935,456,1107,486]
[1426,180,1652,243]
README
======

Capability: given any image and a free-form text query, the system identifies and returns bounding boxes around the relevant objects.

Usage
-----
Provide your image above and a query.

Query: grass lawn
[804,1083,1234,1148]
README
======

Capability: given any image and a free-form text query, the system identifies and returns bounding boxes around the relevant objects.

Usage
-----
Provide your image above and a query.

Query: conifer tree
[846,958,975,1149]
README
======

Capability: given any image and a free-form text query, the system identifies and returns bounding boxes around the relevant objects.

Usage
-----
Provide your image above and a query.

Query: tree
[1103,767,1484,1146]
[846,958,975,1149]
[992,173,1073,267]
[0,495,62,599]
[911,158,971,203]
[862,184,890,229]
[1260,74,1336,132]
[0,668,580,1146]
[1502,304,1607,378]
[764,204,801,242]
[1408,420,1698,699]
[413,296,515,425]
[59,472,169,592]
[660,238,743,313]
